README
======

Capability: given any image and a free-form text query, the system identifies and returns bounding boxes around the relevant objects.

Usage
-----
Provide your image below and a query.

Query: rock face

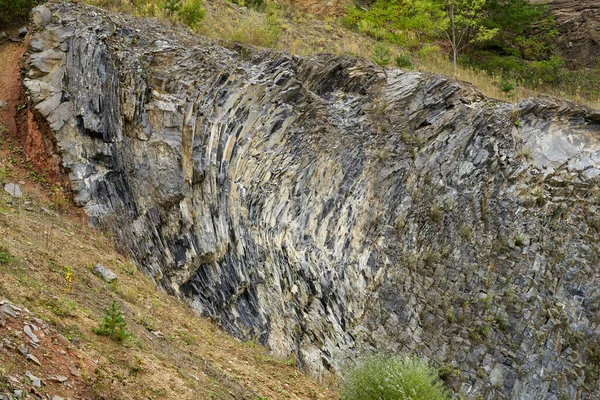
[533,0,600,67]
[21,3,600,399]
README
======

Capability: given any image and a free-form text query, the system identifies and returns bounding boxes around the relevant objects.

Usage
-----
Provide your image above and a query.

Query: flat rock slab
[92,264,117,282]
[25,371,41,387]
[24,325,39,343]
[2,303,17,318]
[26,354,41,366]
[4,183,22,198]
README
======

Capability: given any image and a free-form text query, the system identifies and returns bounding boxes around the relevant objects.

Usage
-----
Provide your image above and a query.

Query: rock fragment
[2,303,17,318]
[26,354,41,366]
[32,6,52,28]
[24,325,39,343]
[49,375,68,383]
[4,183,22,198]
[25,371,41,387]
[18,343,28,357]
[92,264,117,282]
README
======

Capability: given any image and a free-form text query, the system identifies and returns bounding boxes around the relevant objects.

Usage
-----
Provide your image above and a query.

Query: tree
[344,0,497,74]
[93,301,131,342]
[481,0,556,60]
[442,0,498,75]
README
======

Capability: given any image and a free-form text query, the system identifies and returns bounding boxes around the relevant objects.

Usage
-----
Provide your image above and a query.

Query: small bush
[373,43,391,66]
[394,54,413,69]
[0,246,12,265]
[93,301,132,342]
[179,0,205,28]
[499,78,515,93]
[226,15,279,48]
[162,0,182,15]
[341,354,451,400]
[229,0,265,12]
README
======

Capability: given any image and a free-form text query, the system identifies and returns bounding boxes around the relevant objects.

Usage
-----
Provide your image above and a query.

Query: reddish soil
[0,301,97,399]
[0,41,24,137]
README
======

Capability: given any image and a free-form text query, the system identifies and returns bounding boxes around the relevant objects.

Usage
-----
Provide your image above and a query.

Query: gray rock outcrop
[21,3,600,399]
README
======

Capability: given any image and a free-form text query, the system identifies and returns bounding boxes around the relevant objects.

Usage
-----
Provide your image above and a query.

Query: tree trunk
[453,47,457,76]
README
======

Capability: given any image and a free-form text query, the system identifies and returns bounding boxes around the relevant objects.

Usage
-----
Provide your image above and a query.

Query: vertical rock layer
[22,3,600,399]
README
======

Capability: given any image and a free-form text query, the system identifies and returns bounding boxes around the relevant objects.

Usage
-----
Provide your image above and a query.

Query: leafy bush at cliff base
[0,0,43,25]
[341,354,451,400]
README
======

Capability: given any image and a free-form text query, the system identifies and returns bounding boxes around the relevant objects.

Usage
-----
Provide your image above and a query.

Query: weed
[499,78,515,93]
[51,186,69,212]
[394,54,413,69]
[28,170,46,184]
[514,233,526,247]
[588,217,600,233]
[0,246,12,264]
[162,0,181,15]
[373,43,391,66]
[64,266,73,293]
[459,224,472,241]
[532,186,545,206]
[429,206,442,224]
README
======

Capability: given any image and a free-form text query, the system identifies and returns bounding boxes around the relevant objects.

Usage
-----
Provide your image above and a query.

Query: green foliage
[162,0,182,15]
[373,43,391,66]
[481,0,556,60]
[179,0,205,28]
[229,0,265,12]
[93,301,132,342]
[341,354,451,400]
[0,246,12,265]
[225,2,281,48]
[343,0,447,45]
[0,0,43,24]
[395,54,413,69]
[499,78,514,93]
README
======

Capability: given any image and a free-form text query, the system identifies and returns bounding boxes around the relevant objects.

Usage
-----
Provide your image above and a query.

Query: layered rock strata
[22,3,600,399]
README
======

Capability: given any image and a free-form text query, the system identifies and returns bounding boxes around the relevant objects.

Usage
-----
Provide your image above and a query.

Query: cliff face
[532,0,600,67]
[21,3,600,399]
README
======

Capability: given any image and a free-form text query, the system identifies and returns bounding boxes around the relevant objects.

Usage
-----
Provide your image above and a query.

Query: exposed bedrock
[21,3,600,399]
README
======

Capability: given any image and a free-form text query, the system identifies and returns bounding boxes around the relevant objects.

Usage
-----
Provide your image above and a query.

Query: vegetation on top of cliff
[4,0,598,107]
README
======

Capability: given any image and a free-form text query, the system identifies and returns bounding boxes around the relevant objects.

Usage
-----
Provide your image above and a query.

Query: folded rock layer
[21,3,600,399]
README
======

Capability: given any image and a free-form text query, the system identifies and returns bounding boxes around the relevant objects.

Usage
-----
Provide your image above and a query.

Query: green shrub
[93,301,132,342]
[179,0,205,28]
[373,43,391,66]
[0,246,11,265]
[499,78,515,93]
[229,0,265,12]
[341,354,451,400]
[394,54,413,69]
[162,0,182,15]
[0,0,43,24]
